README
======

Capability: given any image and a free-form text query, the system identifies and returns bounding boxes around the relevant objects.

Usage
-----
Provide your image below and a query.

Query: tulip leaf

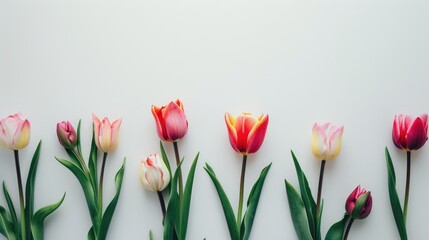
[325,213,349,240]
[25,140,42,240]
[65,148,83,171]
[180,153,199,240]
[88,130,99,202]
[0,206,18,240]
[159,141,172,194]
[76,120,83,157]
[290,151,317,239]
[87,227,96,240]
[31,193,65,240]
[241,163,271,240]
[164,161,183,240]
[2,183,20,238]
[98,159,126,240]
[285,180,313,240]
[149,230,154,240]
[385,148,408,240]
[56,157,99,231]
[204,163,240,240]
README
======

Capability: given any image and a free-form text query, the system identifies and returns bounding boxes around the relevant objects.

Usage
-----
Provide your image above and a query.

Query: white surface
[1,0,429,239]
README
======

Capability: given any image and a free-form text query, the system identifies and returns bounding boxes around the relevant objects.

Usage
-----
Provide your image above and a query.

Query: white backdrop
[1,0,429,239]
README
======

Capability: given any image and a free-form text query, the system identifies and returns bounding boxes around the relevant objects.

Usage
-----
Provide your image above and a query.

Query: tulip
[392,114,428,151]
[151,99,188,142]
[346,185,372,219]
[92,114,122,153]
[312,122,344,161]
[57,121,77,149]
[139,154,170,192]
[225,112,269,156]
[0,113,31,150]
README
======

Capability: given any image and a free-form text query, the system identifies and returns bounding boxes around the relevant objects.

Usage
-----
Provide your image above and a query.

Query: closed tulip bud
[151,99,188,142]
[225,112,269,156]
[0,113,31,150]
[392,114,428,151]
[312,122,344,161]
[139,154,170,192]
[56,121,77,149]
[346,185,372,219]
[92,114,122,153]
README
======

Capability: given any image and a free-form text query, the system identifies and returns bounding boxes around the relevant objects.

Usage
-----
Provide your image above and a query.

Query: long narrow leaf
[385,148,407,240]
[3,183,20,238]
[76,120,83,157]
[31,193,65,240]
[25,140,42,240]
[87,227,96,240]
[204,163,239,240]
[325,213,350,240]
[164,162,182,240]
[241,163,272,240]
[98,160,126,240]
[0,206,18,240]
[88,130,99,201]
[159,141,172,195]
[180,153,199,240]
[291,151,317,239]
[285,180,312,240]
[56,157,99,231]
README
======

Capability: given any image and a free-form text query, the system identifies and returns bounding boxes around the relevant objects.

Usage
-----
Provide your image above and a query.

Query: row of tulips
[0,101,426,240]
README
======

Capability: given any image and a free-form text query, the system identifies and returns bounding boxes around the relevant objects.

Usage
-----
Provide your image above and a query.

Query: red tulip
[225,112,269,155]
[392,114,428,151]
[345,185,372,219]
[56,121,77,149]
[151,99,188,142]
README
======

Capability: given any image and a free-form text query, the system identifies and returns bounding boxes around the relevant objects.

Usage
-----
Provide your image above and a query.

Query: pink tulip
[92,114,122,153]
[312,122,344,161]
[151,99,188,142]
[392,114,428,151]
[345,185,372,219]
[56,121,77,149]
[139,154,170,192]
[225,112,269,155]
[0,113,31,150]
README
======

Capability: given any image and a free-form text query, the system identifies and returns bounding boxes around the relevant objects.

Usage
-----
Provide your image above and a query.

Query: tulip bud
[392,114,428,151]
[312,122,344,161]
[151,99,188,142]
[56,121,77,149]
[0,113,31,150]
[225,112,269,156]
[139,154,170,192]
[92,114,122,153]
[345,185,372,219]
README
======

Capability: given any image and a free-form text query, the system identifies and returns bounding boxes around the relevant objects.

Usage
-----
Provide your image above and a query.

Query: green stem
[343,218,355,240]
[236,155,248,229]
[315,160,326,239]
[403,151,411,223]
[14,150,26,240]
[73,149,90,174]
[98,152,108,217]
[157,191,167,225]
[173,141,183,199]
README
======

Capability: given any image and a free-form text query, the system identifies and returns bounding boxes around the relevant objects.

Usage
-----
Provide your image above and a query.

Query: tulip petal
[247,114,269,154]
[392,116,402,149]
[328,125,344,160]
[312,123,328,160]
[164,102,188,141]
[100,118,112,153]
[406,117,428,150]
[235,114,257,153]
[225,113,239,153]
[151,105,168,141]
[92,114,102,150]
[110,118,122,152]
[13,120,30,150]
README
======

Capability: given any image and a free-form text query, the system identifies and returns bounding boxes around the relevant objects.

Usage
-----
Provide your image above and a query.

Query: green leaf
[204,163,239,240]
[87,227,96,240]
[76,120,83,157]
[31,193,65,240]
[241,163,271,240]
[88,129,99,202]
[291,151,317,239]
[98,159,126,240]
[180,153,199,240]
[56,157,99,231]
[3,183,20,238]
[164,162,182,240]
[385,147,408,240]
[160,141,172,195]
[25,140,42,240]
[0,206,18,240]
[325,213,350,240]
[285,180,313,240]
[149,230,154,240]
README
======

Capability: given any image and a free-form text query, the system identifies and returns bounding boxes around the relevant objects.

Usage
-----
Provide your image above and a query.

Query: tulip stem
[343,218,354,240]
[99,152,108,215]
[315,160,326,238]
[403,151,411,223]
[237,155,248,229]
[157,191,167,225]
[173,141,184,205]
[73,149,90,174]
[14,150,26,240]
